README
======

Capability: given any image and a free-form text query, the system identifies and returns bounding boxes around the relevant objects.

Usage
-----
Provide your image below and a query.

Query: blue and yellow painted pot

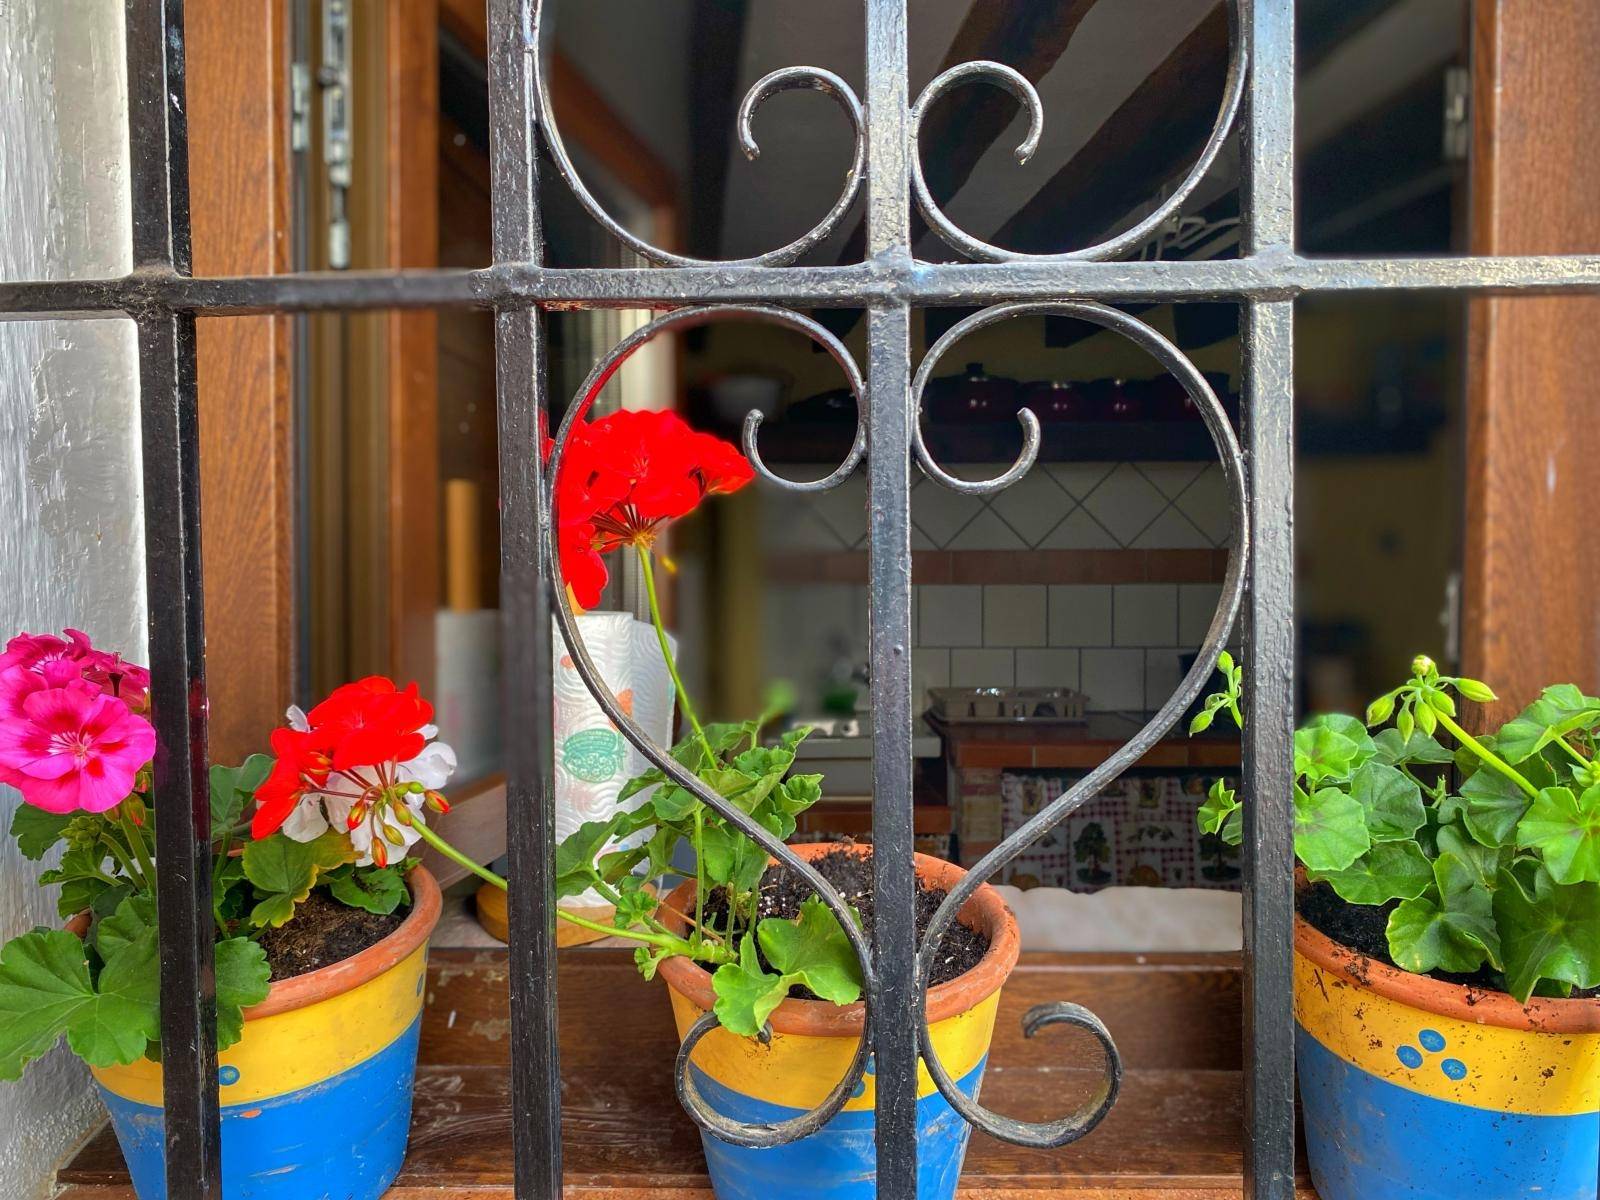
[88,866,441,1200]
[1295,913,1600,1200]
[658,843,1021,1200]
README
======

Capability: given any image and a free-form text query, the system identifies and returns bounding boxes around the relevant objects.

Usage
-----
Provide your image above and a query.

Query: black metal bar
[1241,2,1298,1198]
[10,254,1600,319]
[125,3,219,1198]
[485,1,563,1197]
[863,2,920,1196]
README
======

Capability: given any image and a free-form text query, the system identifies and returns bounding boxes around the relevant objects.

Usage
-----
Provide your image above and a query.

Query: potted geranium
[405,409,1033,1200]
[1193,653,1600,1199]
[0,632,447,1200]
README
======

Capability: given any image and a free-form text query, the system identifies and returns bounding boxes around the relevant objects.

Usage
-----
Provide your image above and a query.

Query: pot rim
[1293,910,1600,1033]
[67,863,442,1023]
[655,841,1020,1037]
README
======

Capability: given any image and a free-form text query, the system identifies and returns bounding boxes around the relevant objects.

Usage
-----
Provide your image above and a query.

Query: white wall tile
[1042,462,1115,499]
[983,585,1046,646]
[1081,648,1147,712]
[951,648,1015,688]
[919,585,983,647]
[1144,649,1186,712]
[1114,584,1178,647]
[1130,507,1212,549]
[1174,464,1231,545]
[1016,647,1080,689]
[809,473,869,548]
[912,647,950,709]
[1049,585,1113,646]
[1179,583,1225,646]
[1037,507,1118,549]
[1137,461,1206,500]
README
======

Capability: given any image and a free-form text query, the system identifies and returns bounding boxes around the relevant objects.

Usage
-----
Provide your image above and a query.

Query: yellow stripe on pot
[669,989,999,1112]
[1294,953,1600,1117]
[93,943,429,1108]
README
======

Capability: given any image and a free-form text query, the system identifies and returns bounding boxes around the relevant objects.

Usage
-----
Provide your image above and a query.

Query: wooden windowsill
[57,947,1312,1198]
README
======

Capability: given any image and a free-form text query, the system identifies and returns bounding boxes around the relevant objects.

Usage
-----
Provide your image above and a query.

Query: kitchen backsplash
[761,461,1236,714]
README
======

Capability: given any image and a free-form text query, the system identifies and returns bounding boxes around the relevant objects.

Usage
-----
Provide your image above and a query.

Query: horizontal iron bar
[3,253,1600,318]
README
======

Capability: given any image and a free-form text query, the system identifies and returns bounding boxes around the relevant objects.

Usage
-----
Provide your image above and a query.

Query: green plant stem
[1434,709,1540,800]
[118,807,157,892]
[1554,736,1592,769]
[100,833,146,891]
[638,547,715,766]
[407,816,726,960]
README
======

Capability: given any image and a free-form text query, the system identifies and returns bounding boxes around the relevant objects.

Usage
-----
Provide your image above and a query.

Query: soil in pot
[1297,881,1599,999]
[255,891,407,981]
[702,845,990,999]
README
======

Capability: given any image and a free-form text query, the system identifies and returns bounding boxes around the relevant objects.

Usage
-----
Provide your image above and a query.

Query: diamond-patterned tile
[809,474,869,548]
[1079,463,1168,546]
[1136,461,1207,500]
[911,476,985,547]
[989,468,1072,547]
[1042,461,1116,499]
[1173,465,1231,546]
[1037,508,1119,549]
[1130,506,1212,549]
[948,508,1027,550]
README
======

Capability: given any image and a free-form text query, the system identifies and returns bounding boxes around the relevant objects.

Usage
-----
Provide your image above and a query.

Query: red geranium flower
[251,725,334,839]
[545,410,753,609]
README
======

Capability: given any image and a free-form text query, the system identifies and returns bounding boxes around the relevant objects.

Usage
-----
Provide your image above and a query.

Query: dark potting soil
[1297,882,1600,1001]
[702,845,991,1000]
[256,890,406,982]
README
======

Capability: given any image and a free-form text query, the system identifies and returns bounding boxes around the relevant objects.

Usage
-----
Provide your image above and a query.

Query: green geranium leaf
[91,883,134,920]
[1301,715,1378,770]
[95,894,155,962]
[325,863,410,916]
[1294,727,1361,786]
[1492,867,1600,1003]
[9,806,73,861]
[1444,768,1532,849]
[553,816,625,899]
[1496,685,1600,765]
[776,774,823,815]
[758,896,863,1006]
[1349,761,1426,843]
[700,823,770,894]
[711,936,791,1038]
[1293,787,1370,872]
[40,846,115,921]
[242,832,351,928]
[650,784,701,823]
[1434,824,1502,892]
[1197,779,1242,845]
[1385,852,1501,975]
[209,753,274,837]
[1372,727,1455,767]
[1314,842,1434,906]
[213,937,271,1050]
[0,927,162,1080]
[634,945,669,982]
[610,875,659,929]
[1516,785,1600,884]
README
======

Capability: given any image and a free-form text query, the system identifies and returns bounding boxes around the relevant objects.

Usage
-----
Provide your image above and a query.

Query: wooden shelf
[935,714,1242,771]
[58,947,1310,1198]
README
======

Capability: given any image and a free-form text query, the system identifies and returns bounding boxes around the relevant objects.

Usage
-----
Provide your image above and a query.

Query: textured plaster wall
[0,3,140,1196]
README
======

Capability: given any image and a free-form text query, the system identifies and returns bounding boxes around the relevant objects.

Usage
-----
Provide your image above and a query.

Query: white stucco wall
[0,3,141,1196]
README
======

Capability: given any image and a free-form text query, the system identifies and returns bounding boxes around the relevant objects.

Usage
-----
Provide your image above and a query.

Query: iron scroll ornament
[912,302,1250,1148]
[545,305,874,1148]
[909,0,1246,263]
[532,2,864,268]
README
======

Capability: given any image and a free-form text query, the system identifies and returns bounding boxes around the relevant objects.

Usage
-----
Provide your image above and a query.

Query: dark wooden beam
[688,1,748,259]
[988,2,1228,256]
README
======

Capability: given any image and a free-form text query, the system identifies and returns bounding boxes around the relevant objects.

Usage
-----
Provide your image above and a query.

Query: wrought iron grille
[4,1,1600,1198]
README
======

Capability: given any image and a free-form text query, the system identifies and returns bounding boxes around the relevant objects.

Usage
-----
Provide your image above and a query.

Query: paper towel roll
[553,612,677,905]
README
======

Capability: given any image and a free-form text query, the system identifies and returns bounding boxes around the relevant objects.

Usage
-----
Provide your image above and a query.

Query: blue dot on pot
[1396,1045,1423,1069]
[1441,1058,1468,1080]
[218,1065,240,1086]
[1418,1028,1446,1053]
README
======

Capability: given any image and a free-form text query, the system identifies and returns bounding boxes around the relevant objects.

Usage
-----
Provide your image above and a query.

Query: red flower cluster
[548,410,753,609]
[252,676,434,839]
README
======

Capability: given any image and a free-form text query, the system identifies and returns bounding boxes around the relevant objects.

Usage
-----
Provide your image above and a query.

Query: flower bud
[346,799,370,831]
[425,790,451,814]
[371,839,389,868]
[382,821,407,846]
[1411,654,1436,678]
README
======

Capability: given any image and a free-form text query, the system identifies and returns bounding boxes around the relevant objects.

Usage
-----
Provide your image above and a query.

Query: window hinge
[1443,66,1471,163]
[319,0,352,269]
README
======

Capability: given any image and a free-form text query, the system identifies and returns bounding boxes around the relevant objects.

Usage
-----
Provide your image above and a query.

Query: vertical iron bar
[864,1,918,1196]
[126,2,219,1198]
[1241,2,1297,1198]
[486,1,562,1196]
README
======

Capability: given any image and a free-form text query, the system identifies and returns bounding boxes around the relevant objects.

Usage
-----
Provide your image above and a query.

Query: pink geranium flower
[0,683,156,813]
[0,629,151,710]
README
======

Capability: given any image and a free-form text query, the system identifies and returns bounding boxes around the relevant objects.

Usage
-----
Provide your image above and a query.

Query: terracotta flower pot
[656,842,1021,1200]
[1294,911,1600,1200]
[86,865,442,1200]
